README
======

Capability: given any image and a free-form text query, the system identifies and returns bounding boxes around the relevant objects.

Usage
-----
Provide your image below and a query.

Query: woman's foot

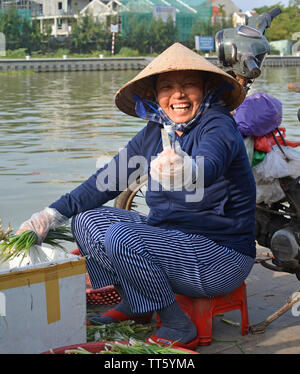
[88,287,153,325]
[153,301,198,345]
[153,324,197,345]
[88,306,153,325]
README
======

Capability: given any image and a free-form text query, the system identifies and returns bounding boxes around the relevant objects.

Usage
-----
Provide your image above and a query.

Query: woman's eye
[160,85,172,90]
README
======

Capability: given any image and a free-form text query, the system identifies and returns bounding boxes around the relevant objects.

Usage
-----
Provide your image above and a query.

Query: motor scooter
[215,7,300,281]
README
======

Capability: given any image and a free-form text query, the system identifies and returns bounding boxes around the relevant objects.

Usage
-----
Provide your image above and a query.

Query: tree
[121,14,177,54]
[148,16,177,53]
[0,7,48,53]
[0,7,21,50]
[254,3,300,41]
[120,13,150,53]
[70,12,111,53]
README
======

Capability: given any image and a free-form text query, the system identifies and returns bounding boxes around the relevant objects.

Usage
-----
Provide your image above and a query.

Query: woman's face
[156,70,204,123]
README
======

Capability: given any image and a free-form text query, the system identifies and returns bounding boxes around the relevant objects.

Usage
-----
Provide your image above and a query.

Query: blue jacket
[50,105,257,258]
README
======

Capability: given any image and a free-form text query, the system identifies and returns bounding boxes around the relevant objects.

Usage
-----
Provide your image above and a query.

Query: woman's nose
[173,85,185,97]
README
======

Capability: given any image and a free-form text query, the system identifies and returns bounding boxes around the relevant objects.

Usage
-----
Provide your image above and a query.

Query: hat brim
[115,43,245,117]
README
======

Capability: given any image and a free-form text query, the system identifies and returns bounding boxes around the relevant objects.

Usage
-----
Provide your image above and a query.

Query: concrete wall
[0,56,299,73]
[0,57,149,72]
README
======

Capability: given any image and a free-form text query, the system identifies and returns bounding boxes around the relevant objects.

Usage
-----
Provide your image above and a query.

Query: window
[57,18,62,29]
[58,2,62,10]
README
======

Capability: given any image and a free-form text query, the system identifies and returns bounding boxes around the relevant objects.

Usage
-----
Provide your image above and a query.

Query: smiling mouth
[171,103,191,112]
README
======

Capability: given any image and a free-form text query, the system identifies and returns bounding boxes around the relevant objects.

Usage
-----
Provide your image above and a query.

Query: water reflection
[0,67,299,229]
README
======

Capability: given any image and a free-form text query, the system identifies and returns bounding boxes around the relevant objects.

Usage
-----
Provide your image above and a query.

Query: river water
[0,67,300,233]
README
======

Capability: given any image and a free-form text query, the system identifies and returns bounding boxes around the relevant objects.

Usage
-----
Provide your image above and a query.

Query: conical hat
[115,43,245,117]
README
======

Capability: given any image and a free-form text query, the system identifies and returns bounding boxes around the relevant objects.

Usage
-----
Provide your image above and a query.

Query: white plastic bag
[253,145,300,183]
[243,136,254,164]
[4,245,67,269]
[255,180,285,205]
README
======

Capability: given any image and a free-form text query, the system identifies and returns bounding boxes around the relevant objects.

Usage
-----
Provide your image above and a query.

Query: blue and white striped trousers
[71,206,255,314]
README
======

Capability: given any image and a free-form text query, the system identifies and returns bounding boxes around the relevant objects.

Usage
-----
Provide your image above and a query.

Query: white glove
[150,142,196,191]
[16,207,68,244]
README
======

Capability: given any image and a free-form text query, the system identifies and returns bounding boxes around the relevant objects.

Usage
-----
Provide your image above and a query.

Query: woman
[16,43,256,350]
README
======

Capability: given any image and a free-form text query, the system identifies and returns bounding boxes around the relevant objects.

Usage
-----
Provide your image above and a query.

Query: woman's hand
[16,207,68,244]
[150,143,195,191]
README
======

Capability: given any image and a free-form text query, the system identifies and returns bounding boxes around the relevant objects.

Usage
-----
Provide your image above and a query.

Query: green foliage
[0,8,50,53]
[3,48,27,58]
[117,47,139,57]
[0,7,21,50]
[120,14,150,53]
[70,13,112,54]
[120,13,177,54]
[148,16,177,53]
[254,3,300,41]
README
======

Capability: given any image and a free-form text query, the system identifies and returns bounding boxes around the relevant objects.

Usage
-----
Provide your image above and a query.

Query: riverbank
[0,56,300,73]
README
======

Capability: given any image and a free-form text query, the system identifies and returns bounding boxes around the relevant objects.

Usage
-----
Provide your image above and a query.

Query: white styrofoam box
[0,246,86,354]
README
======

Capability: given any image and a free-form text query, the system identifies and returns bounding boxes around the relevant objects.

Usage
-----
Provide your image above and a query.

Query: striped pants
[71,206,255,314]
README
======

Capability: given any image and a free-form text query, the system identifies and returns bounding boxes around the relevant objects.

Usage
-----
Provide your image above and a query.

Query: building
[36,0,123,36]
[80,0,121,23]
[232,10,257,28]
[0,0,121,37]
[211,0,239,25]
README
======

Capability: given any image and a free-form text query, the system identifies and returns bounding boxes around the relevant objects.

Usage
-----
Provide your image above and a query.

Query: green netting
[120,0,212,42]
[0,8,32,21]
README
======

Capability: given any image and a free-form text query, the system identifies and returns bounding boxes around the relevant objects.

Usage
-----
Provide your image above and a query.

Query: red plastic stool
[156,282,249,346]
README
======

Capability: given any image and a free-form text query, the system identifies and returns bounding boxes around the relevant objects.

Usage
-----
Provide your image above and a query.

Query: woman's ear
[145,89,155,99]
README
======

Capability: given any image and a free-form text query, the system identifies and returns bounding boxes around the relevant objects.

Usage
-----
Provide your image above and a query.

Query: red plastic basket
[86,285,121,306]
[70,249,121,306]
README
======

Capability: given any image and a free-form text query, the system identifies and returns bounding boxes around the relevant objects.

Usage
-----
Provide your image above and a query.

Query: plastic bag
[253,145,300,183]
[234,92,282,137]
[255,180,285,205]
[243,136,254,165]
[252,150,267,167]
[254,127,300,153]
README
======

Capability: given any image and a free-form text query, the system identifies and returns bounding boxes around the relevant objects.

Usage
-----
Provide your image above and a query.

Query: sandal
[146,333,199,350]
[87,308,153,325]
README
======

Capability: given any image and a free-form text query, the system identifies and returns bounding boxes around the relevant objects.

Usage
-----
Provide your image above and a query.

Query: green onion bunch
[42,226,75,249]
[86,320,154,342]
[0,230,37,263]
[100,340,190,354]
[0,225,75,264]
[63,340,190,354]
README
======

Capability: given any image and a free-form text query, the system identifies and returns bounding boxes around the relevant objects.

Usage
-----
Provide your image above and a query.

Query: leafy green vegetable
[63,340,191,354]
[86,320,154,342]
[0,225,75,264]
